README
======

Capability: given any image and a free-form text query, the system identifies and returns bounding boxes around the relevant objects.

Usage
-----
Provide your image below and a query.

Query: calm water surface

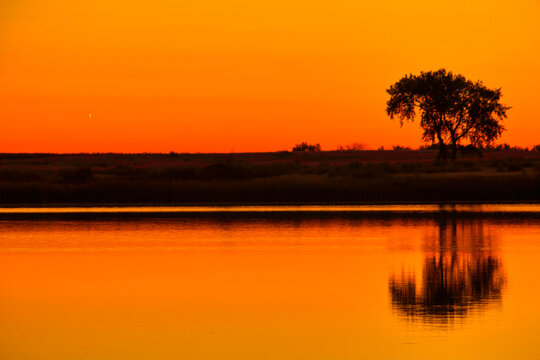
[1,206,540,359]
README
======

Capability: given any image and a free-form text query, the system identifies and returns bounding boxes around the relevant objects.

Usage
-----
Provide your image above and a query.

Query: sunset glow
[1,0,539,152]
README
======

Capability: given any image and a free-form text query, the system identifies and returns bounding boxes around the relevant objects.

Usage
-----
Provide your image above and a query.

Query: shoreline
[1,203,540,221]
[1,200,540,208]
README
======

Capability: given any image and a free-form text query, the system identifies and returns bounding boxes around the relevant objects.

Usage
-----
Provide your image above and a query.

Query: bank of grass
[0,150,539,204]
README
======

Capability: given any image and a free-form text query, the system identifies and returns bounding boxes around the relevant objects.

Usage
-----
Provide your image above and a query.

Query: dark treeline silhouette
[389,217,505,324]
[0,151,539,204]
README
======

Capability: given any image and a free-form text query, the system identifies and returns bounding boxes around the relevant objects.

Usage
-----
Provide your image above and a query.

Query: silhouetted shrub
[292,142,321,152]
[458,144,483,157]
[336,142,366,151]
[419,143,440,150]
[491,143,511,151]
[392,145,412,151]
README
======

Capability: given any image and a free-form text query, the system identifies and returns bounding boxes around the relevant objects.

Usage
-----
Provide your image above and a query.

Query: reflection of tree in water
[389,217,505,324]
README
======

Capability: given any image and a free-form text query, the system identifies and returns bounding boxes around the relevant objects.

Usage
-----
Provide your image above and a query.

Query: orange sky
[0,0,539,152]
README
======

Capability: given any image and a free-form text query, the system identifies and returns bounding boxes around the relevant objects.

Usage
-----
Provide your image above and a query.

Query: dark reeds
[0,150,539,205]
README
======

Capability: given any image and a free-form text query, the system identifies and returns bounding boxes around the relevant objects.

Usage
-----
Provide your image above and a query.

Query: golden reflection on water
[1,216,540,359]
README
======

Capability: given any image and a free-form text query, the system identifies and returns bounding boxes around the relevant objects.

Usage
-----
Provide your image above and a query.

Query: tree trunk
[451,140,457,161]
[436,133,447,161]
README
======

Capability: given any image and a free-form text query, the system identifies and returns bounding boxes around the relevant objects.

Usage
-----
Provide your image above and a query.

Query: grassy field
[0,150,539,205]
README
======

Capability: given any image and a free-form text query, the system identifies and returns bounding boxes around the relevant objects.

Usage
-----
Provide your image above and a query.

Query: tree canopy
[386,69,510,160]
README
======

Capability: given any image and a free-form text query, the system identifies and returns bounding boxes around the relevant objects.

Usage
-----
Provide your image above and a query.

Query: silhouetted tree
[389,217,505,324]
[386,69,510,160]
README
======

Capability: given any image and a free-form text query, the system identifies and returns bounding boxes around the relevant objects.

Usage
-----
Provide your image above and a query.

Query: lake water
[1,206,540,359]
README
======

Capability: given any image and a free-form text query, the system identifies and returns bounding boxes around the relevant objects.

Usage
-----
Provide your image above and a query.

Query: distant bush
[392,145,412,151]
[532,145,540,152]
[487,143,527,151]
[292,142,321,152]
[493,143,511,150]
[419,143,440,150]
[336,142,366,151]
[458,144,483,157]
